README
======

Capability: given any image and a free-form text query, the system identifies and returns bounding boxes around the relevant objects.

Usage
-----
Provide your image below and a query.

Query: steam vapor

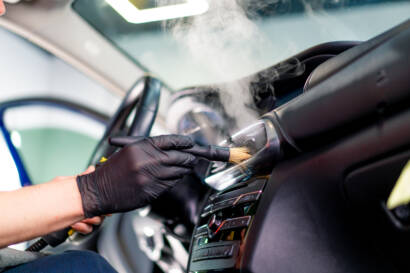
[160,0,305,128]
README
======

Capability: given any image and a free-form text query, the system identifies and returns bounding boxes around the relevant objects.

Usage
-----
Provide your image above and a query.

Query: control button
[208,216,251,236]
[201,211,211,218]
[192,245,234,261]
[190,241,240,271]
[203,204,212,212]
[201,190,262,218]
[208,246,233,259]
[200,204,212,218]
[197,237,208,246]
[207,214,223,235]
[201,198,236,217]
[210,178,267,201]
[201,179,267,219]
[220,216,251,231]
[210,182,248,200]
[233,191,262,206]
[193,248,209,261]
[212,198,236,211]
[194,225,208,237]
[192,249,207,261]
[223,246,234,257]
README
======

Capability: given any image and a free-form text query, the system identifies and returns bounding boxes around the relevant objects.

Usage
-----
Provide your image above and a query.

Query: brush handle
[183,145,230,162]
[109,136,230,162]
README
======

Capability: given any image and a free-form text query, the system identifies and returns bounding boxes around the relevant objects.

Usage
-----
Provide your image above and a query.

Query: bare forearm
[0,177,84,248]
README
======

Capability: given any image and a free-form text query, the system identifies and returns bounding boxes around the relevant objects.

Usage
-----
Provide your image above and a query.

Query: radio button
[233,191,262,206]
[213,198,236,210]
[192,245,235,261]
[201,190,262,218]
[220,216,251,231]
[194,225,208,237]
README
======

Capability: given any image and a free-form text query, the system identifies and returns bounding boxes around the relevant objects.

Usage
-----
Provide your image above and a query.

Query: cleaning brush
[183,145,251,164]
[109,136,251,164]
[228,147,252,164]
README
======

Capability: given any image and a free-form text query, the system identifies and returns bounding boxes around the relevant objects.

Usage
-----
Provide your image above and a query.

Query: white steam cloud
[160,0,276,128]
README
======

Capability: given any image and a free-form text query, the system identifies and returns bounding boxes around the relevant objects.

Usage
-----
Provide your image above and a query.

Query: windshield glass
[73,0,410,90]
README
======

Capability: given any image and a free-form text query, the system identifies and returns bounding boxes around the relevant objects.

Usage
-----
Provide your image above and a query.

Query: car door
[0,98,108,188]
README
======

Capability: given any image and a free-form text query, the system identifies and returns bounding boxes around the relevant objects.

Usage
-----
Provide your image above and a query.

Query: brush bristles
[229,147,252,164]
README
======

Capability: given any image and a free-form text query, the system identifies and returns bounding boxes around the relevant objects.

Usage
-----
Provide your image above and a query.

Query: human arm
[0,135,197,248]
[0,176,84,248]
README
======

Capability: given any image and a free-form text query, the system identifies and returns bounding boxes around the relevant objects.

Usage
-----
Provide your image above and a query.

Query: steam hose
[26,228,73,252]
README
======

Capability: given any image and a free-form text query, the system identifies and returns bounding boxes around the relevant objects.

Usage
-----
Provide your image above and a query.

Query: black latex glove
[76,135,197,218]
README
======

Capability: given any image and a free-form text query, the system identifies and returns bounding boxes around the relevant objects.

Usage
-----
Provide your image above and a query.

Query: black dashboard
[186,19,410,273]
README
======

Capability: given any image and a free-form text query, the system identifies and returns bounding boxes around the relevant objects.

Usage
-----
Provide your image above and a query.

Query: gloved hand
[76,135,197,218]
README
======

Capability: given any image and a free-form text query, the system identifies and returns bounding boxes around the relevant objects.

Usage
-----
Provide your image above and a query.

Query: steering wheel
[89,75,161,165]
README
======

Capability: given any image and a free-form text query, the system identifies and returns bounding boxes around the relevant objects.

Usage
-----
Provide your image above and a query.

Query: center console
[188,177,267,272]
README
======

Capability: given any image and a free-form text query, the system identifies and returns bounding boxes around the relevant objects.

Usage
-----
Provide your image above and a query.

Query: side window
[0,26,122,192]
[3,105,106,184]
[0,27,121,115]
[0,21,119,251]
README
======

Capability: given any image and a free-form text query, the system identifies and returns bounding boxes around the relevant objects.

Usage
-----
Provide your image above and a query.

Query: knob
[207,214,223,237]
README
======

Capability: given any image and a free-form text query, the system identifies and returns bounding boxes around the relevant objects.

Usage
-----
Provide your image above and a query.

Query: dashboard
[186,19,410,273]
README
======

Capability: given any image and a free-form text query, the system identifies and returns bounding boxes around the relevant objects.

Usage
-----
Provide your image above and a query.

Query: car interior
[0,0,409,273]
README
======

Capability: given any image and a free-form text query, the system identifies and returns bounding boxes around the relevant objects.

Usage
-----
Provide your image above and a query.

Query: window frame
[0,97,109,186]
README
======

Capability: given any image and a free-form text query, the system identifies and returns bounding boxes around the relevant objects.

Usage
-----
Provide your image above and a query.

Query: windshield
[73,0,410,90]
